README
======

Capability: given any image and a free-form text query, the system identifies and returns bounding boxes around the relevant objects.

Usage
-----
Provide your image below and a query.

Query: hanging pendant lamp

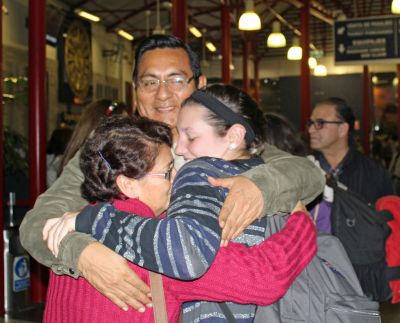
[238,0,261,31]
[267,21,286,48]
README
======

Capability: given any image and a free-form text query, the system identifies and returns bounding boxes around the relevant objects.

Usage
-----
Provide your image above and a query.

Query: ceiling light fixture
[267,21,286,48]
[75,9,100,22]
[145,10,151,37]
[117,29,134,41]
[314,65,327,77]
[238,0,261,31]
[287,37,302,60]
[206,41,217,52]
[2,4,8,14]
[308,57,317,69]
[392,0,400,14]
[189,26,202,38]
[153,0,166,35]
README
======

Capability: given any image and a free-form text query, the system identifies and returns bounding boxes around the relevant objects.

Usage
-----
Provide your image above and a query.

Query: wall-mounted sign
[13,256,30,292]
[334,16,400,65]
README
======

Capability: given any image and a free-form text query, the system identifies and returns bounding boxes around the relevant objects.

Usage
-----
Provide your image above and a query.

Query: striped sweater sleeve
[166,211,317,304]
[76,160,225,280]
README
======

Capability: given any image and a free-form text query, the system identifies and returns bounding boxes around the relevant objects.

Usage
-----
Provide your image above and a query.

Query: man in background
[308,97,393,203]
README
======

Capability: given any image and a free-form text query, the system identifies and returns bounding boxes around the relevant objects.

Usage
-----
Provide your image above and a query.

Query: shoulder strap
[149,271,168,323]
[375,210,394,224]
[386,266,400,281]
[313,203,321,223]
[218,302,237,323]
[390,152,400,174]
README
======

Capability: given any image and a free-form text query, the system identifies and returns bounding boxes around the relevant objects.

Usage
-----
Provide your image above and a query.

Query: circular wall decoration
[64,20,92,99]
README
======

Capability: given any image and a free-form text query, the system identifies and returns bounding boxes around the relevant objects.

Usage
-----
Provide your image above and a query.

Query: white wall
[3,0,28,50]
[2,0,134,137]
[91,23,133,101]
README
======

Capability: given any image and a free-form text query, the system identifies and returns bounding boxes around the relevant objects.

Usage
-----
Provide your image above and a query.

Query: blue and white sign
[13,256,30,292]
[335,16,400,65]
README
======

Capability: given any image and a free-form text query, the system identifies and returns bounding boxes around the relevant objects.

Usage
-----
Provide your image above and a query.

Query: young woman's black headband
[191,91,255,144]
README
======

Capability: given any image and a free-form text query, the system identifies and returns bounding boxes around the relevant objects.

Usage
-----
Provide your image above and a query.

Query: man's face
[308,104,346,152]
[135,48,204,129]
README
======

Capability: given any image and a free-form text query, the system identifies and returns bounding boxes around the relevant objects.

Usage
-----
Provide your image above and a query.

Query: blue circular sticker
[15,257,29,279]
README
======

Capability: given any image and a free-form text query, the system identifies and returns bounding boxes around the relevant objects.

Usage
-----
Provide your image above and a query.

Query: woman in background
[59,99,128,170]
[46,127,72,187]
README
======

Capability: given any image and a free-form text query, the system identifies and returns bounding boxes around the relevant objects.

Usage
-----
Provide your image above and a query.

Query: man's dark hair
[317,97,356,133]
[132,35,202,86]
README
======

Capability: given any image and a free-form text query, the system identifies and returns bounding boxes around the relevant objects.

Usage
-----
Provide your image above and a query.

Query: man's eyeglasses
[138,76,195,93]
[306,118,344,130]
[147,165,174,181]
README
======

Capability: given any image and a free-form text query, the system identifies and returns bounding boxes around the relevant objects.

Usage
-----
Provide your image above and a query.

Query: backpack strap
[375,210,394,224]
[313,203,321,223]
[218,303,237,323]
[386,266,400,281]
[149,271,168,323]
[390,152,400,174]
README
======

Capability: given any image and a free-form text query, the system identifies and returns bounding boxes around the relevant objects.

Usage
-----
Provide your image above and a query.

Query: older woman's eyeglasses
[138,76,195,93]
[306,118,344,130]
[147,166,174,181]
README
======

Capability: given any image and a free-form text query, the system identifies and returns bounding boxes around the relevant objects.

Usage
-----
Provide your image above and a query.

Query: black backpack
[327,175,400,301]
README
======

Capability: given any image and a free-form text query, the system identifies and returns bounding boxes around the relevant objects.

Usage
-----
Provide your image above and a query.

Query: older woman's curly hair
[80,115,173,203]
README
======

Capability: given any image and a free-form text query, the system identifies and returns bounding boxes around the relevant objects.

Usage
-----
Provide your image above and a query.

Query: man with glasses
[20,35,324,314]
[307,97,393,203]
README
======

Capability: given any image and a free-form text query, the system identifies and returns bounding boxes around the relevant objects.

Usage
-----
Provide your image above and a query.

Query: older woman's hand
[208,175,264,246]
[43,211,79,257]
[78,242,152,312]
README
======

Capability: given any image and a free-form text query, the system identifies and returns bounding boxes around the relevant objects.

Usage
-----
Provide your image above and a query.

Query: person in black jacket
[307,97,394,204]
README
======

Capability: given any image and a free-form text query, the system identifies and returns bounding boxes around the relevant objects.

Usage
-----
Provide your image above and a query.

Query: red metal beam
[172,0,187,42]
[397,65,400,145]
[300,0,311,133]
[0,0,5,316]
[362,65,371,154]
[221,0,231,84]
[28,0,48,303]
[254,57,261,103]
[243,36,250,93]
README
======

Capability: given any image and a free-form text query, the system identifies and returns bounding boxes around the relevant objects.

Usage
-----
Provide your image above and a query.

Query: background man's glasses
[138,76,195,93]
[306,119,344,130]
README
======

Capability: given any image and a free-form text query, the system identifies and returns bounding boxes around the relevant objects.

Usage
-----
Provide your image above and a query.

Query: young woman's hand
[291,201,314,222]
[291,201,307,213]
[43,211,79,257]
